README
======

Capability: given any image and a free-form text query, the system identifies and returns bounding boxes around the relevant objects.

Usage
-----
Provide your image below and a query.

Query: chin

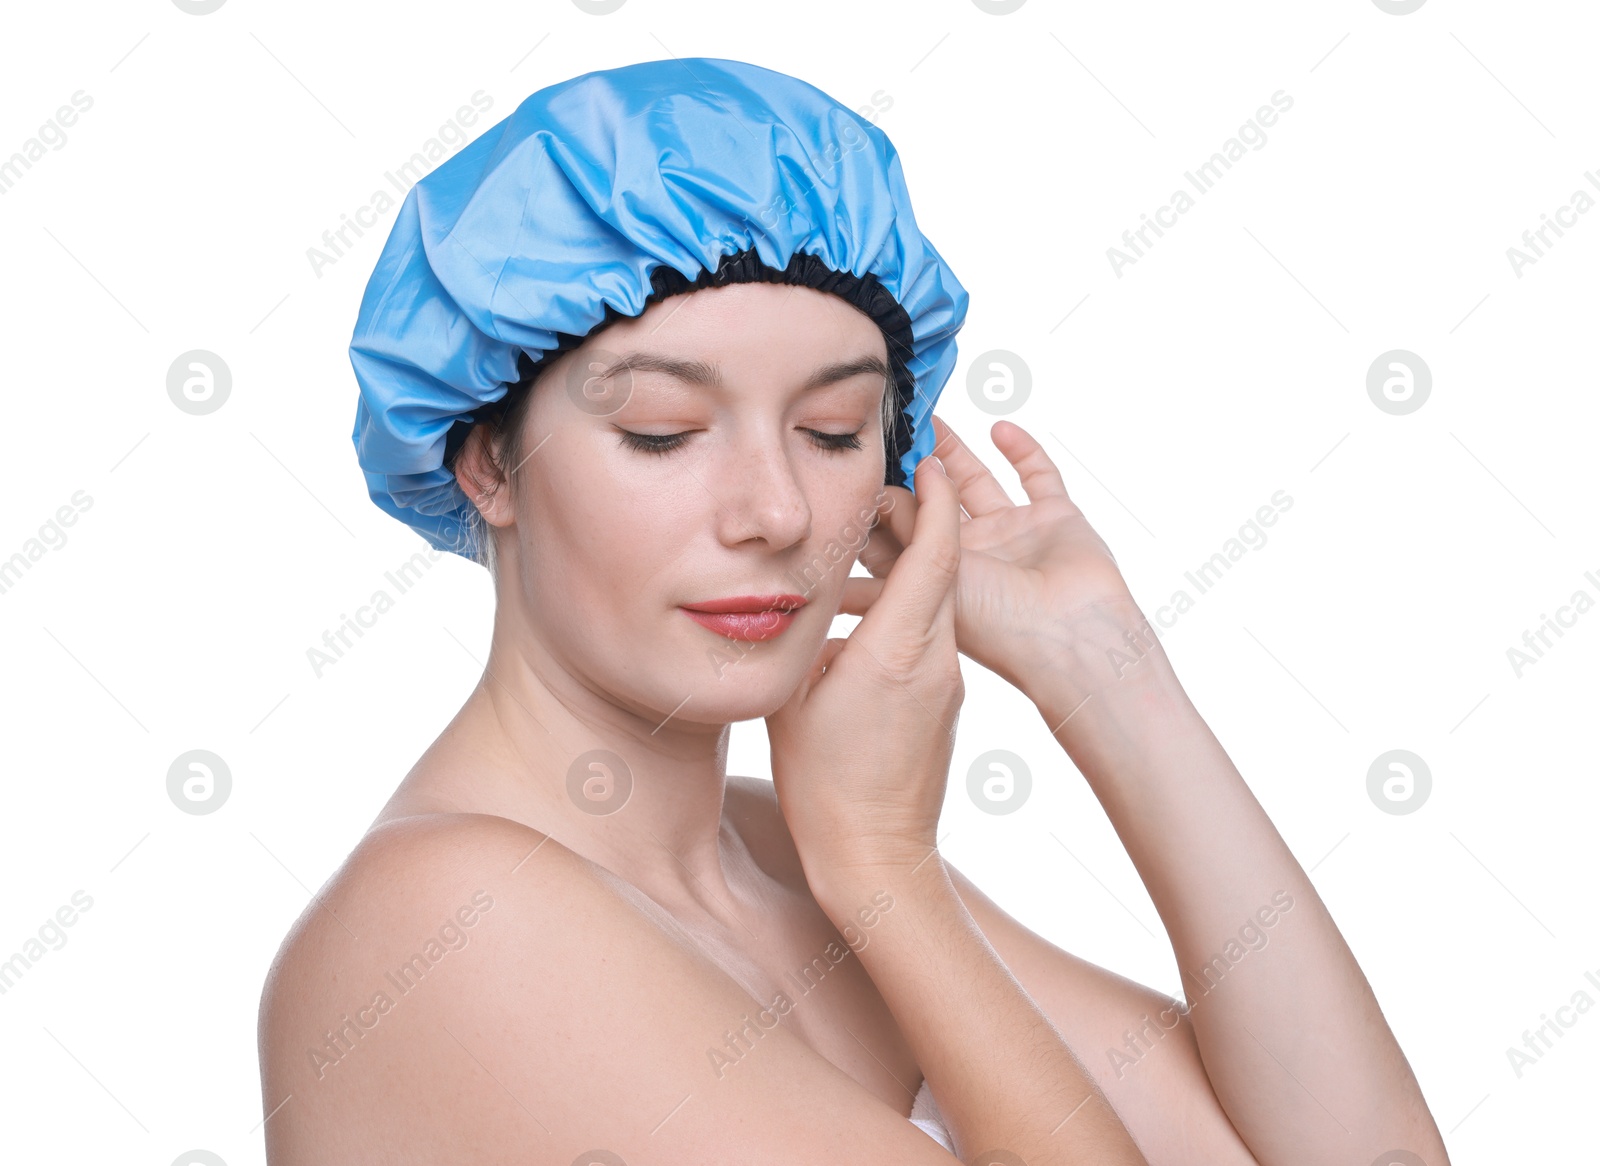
[668,634,814,720]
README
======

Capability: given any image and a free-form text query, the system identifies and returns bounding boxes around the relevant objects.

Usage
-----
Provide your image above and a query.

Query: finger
[869,484,917,556]
[930,414,1014,518]
[838,574,886,617]
[852,453,962,654]
[989,419,1073,506]
[857,523,902,579]
[788,635,848,703]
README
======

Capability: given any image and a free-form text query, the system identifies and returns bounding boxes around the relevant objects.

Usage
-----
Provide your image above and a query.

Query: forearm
[1024,602,1448,1166]
[809,856,1147,1165]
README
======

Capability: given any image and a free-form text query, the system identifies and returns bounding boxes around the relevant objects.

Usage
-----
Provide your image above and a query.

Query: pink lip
[681,594,809,614]
[680,594,808,642]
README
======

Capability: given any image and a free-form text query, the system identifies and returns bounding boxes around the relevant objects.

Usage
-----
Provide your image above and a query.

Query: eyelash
[616,428,866,456]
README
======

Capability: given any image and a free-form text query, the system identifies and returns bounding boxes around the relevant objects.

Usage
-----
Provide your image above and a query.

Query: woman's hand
[850,415,1142,696]
[764,454,965,883]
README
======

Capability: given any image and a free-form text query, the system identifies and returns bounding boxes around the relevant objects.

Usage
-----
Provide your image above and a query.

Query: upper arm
[940,858,1262,1166]
[259,814,962,1165]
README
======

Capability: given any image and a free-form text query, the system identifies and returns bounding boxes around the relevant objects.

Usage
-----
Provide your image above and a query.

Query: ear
[453,423,516,529]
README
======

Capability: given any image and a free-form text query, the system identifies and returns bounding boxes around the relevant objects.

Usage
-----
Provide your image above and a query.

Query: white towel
[908,1077,955,1151]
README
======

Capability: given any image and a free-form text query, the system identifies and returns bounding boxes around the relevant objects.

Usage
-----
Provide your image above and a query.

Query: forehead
[567,283,891,394]
[591,351,893,403]
[606,281,886,349]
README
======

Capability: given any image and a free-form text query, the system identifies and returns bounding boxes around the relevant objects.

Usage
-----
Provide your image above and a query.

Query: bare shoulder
[257,811,958,1165]
[257,813,613,1160]
[257,813,584,1024]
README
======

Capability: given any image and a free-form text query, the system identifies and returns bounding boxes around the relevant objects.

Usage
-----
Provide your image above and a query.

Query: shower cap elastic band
[349,56,970,562]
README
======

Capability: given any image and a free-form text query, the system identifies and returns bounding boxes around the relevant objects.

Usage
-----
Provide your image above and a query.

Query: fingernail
[930,456,947,476]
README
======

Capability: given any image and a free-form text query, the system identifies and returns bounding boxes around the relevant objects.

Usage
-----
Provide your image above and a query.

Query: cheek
[821,466,888,556]
[531,452,699,599]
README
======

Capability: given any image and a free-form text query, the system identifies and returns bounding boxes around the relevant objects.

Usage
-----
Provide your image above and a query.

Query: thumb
[853,453,962,651]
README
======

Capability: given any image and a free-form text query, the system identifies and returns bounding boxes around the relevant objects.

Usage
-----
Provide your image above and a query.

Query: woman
[258,57,1450,1164]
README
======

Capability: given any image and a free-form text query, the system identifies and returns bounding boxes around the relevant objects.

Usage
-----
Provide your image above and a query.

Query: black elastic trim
[442,246,917,487]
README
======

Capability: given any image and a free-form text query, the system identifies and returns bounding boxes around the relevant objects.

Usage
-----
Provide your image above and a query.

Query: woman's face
[498,281,894,725]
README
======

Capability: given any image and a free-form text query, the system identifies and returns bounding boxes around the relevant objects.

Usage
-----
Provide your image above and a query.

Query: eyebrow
[597,351,892,393]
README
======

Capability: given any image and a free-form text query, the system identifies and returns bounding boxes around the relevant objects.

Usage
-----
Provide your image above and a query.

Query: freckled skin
[258,282,1446,1166]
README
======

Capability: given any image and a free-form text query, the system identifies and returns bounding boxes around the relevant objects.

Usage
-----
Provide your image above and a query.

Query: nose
[711,430,812,550]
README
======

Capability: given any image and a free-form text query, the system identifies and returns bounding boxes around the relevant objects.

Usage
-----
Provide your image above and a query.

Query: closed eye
[616,428,865,456]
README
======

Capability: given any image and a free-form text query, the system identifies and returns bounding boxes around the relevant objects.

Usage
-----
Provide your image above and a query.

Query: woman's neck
[375,655,756,921]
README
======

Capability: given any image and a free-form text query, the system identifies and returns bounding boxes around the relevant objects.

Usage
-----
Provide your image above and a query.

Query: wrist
[1024,599,1186,728]
[803,841,947,919]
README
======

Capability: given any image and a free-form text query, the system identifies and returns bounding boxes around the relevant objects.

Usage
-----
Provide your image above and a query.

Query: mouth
[680,594,808,642]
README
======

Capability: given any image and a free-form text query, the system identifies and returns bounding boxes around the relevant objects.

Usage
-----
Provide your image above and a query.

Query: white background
[1,1,1595,1162]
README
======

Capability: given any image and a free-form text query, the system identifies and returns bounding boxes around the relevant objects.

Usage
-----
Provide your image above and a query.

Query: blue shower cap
[349,56,970,562]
